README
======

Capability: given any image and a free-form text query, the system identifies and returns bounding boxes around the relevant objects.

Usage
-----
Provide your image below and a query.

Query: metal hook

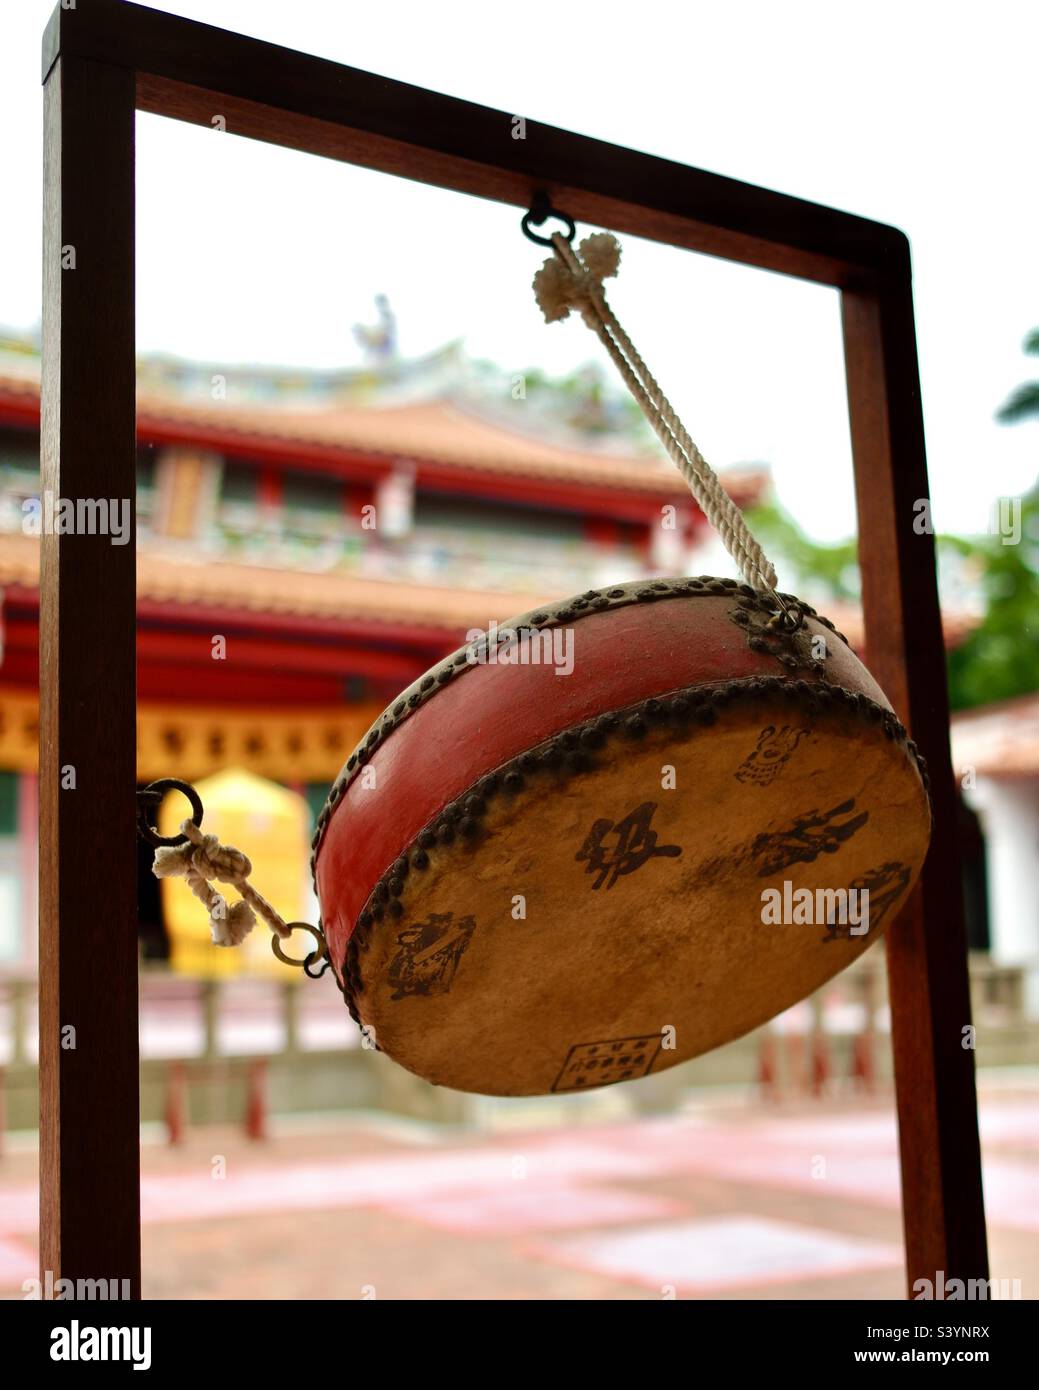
[137,778,204,848]
[765,592,805,633]
[521,192,576,248]
[304,952,332,980]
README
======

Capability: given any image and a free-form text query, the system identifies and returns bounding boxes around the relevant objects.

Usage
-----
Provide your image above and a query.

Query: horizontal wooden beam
[46,0,907,288]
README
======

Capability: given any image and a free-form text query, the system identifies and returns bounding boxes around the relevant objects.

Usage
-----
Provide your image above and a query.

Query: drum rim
[310,575,853,881]
[328,669,931,1027]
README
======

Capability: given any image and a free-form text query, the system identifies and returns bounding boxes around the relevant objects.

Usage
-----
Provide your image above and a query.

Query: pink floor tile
[0,1236,34,1289]
[379,1184,683,1235]
[528,1216,903,1293]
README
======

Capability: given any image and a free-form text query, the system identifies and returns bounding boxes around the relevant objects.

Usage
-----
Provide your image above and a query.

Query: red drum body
[312,578,931,1096]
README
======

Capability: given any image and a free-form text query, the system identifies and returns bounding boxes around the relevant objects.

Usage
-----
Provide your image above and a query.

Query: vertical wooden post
[40,53,140,1297]
[842,266,988,1293]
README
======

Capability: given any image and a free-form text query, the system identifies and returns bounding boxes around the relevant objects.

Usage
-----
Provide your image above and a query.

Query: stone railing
[0,950,1035,1140]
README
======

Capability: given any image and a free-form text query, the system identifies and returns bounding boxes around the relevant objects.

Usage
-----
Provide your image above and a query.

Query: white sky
[2,0,1037,542]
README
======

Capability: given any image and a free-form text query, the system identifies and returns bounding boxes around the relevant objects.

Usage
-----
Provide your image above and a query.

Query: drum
[312,576,931,1096]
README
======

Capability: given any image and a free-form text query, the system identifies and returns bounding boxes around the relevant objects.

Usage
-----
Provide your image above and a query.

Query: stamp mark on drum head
[575,801,682,890]
[821,861,912,942]
[553,1035,663,1092]
[388,911,476,1000]
[735,724,810,787]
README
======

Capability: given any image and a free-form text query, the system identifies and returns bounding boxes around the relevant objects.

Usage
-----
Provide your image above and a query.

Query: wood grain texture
[40,52,140,1297]
[842,281,988,1292]
[46,0,905,286]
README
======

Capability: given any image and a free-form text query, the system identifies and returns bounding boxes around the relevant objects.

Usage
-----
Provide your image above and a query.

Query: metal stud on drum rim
[313,581,931,1096]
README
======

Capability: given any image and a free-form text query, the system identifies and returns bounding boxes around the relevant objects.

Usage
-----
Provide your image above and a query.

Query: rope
[532,230,779,594]
[149,226,783,957]
[152,819,291,947]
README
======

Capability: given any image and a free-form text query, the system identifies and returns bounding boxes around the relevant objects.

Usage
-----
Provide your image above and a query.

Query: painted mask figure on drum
[311,223,932,1097]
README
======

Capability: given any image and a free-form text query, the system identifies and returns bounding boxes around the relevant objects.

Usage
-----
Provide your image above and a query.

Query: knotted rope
[533,230,779,595]
[153,819,291,948]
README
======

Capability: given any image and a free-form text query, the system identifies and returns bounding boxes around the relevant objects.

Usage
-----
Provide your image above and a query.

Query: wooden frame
[40,0,987,1299]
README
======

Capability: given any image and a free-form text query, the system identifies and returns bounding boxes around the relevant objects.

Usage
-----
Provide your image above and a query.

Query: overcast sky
[2,0,1037,544]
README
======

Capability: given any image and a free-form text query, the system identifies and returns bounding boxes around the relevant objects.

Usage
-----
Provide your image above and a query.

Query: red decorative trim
[315,596,885,979]
[0,391,758,525]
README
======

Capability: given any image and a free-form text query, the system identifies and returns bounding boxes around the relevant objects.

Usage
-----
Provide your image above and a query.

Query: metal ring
[271,922,327,970]
[760,585,804,633]
[769,600,805,633]
[521,196,576,248]
[137,778,204,848]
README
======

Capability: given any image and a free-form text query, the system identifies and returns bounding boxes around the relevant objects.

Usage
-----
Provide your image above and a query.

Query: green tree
[745,487,1039,714]
[943,486,1039,710]
[743,499,859,605]
[941,327,1039,708]
[996,328,1039,423]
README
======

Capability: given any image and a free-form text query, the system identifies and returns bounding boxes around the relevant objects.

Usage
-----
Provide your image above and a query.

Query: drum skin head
[313,578,932,1097]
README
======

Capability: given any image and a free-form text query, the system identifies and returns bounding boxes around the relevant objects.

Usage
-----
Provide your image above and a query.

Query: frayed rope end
[210,897,256,947]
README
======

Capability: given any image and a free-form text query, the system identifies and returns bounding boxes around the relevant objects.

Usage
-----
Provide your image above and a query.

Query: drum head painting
[313,578,931,1096]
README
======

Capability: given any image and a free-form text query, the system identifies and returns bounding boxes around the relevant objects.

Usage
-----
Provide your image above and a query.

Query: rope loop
[530,217,784,600]
[152,818,293,948]
[139,783,326,962]
[137,777,328,973]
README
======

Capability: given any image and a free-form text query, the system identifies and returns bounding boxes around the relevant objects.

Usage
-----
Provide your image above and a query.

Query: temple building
[951,694,1039,1015]
[0,329,771,976]
[2,327,1032,1031]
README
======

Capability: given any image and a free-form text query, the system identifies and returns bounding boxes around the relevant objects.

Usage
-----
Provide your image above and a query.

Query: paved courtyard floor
[1,1077,1036,1300]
